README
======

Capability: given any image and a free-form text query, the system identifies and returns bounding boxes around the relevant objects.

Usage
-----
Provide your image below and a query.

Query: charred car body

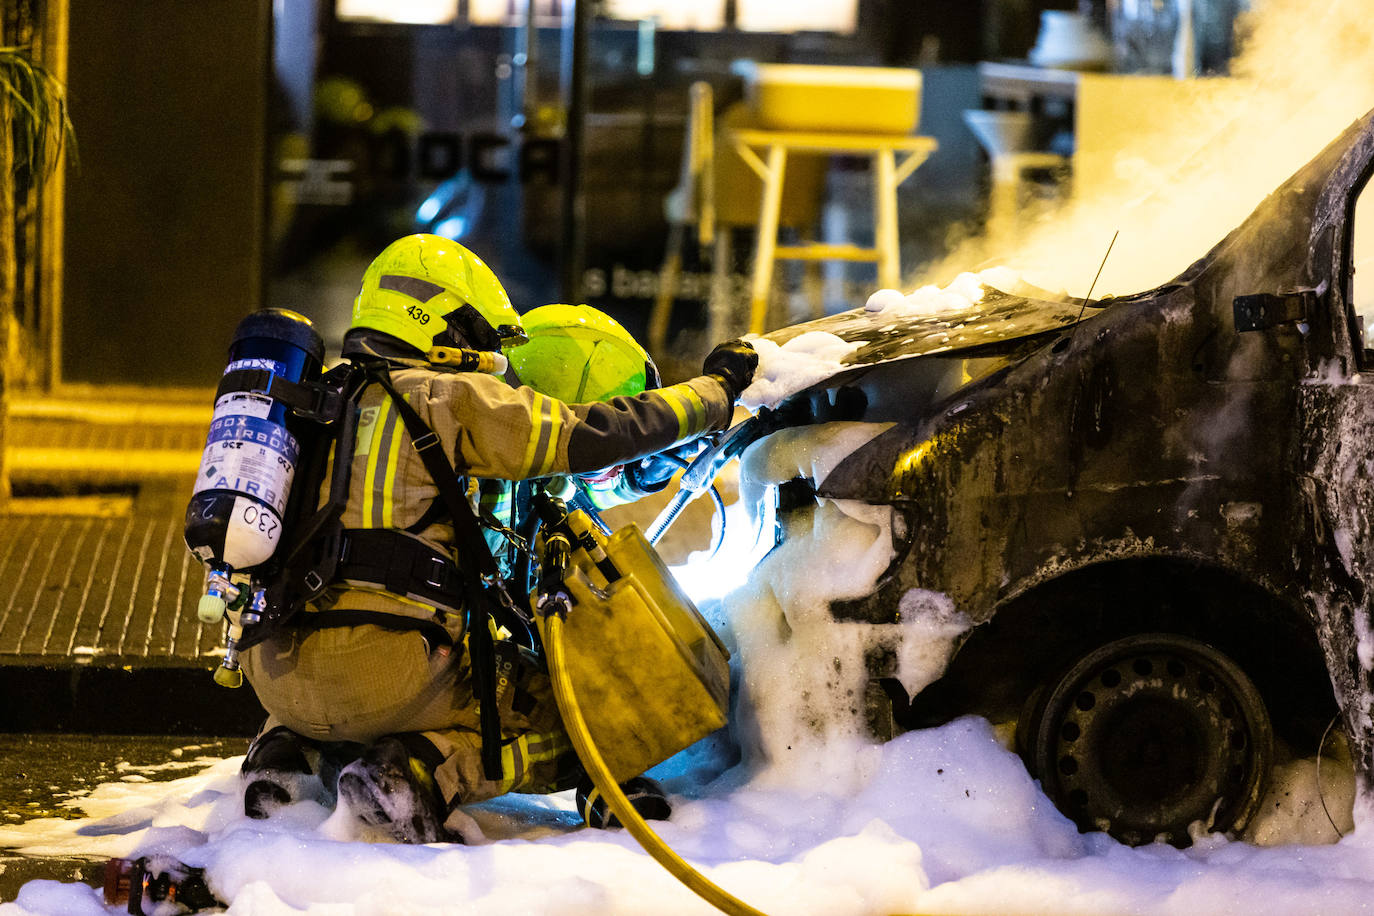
[740,109,1374,846]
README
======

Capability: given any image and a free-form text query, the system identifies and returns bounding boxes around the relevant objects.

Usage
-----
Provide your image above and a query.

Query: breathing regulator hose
[544,613,767,916]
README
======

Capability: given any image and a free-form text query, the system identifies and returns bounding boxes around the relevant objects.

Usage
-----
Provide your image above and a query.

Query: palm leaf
[0,44,76,190]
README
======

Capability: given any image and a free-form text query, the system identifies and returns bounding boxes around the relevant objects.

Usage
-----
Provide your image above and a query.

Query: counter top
[978,61,1081,104]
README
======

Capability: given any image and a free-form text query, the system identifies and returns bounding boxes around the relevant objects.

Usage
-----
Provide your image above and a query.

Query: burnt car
[735,108,1374,846]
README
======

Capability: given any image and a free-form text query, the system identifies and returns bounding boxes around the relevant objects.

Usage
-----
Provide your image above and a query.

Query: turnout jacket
[310,361,734,641]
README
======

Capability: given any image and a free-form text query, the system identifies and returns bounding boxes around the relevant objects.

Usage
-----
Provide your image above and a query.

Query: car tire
[1019,632,1272,847]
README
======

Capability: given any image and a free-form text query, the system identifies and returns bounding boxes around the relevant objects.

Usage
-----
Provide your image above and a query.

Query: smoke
[920,0,1374,299]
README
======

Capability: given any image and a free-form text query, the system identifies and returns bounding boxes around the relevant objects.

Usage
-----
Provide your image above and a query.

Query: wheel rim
[1028,633,1272,847]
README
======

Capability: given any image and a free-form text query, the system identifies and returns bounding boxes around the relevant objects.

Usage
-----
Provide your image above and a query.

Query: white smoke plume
[921,0,1374,299]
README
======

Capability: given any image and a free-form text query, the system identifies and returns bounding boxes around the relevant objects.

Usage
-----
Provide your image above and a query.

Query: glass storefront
[263,0,881,370]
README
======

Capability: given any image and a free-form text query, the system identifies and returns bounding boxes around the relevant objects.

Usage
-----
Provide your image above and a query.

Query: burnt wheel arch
[901,558,1337,755]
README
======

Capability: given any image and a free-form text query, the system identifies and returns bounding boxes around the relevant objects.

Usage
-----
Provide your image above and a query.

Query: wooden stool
[729,128,938,334]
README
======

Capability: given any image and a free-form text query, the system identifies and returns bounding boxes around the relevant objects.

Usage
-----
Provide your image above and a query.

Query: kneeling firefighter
[233,234,757,843]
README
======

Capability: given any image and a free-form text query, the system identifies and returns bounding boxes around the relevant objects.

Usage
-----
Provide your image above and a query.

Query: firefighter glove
[702,339,758,402]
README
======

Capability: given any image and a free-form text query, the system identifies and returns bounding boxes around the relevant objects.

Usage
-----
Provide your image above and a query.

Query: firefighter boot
[336,736,450,844]
[242,726,317,819]
[576,774,672,829]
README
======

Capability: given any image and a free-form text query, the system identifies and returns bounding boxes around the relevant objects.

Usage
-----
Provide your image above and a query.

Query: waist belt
[334,527,466,613]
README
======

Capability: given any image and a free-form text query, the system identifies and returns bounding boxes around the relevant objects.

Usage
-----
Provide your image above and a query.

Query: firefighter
[480,302,694,540]
[237,234,756,844]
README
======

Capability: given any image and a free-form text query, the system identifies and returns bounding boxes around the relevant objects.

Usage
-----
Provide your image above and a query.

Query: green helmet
[508,304,660,403]
[351,234,525,354]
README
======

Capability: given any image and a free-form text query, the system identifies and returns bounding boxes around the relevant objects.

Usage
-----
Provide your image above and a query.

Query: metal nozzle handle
[645,487,696,546]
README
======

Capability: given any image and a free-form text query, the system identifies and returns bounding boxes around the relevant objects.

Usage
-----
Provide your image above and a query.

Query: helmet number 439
[405,304,431,325]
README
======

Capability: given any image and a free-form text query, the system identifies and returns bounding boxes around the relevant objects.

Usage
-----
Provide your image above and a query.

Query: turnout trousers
[241,622,579,818]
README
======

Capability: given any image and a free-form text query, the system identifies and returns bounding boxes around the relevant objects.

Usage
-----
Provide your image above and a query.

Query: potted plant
[0,43,73,499]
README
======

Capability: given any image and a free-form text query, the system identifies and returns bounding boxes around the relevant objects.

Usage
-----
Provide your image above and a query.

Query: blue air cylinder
[184,309,324,598]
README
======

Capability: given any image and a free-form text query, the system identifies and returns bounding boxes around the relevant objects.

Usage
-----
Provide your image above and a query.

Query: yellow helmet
[508,304,660,402]
[351,234,525,354]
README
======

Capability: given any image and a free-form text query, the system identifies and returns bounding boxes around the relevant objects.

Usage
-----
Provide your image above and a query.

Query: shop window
[736,0,856,33]
[335,0,458,25]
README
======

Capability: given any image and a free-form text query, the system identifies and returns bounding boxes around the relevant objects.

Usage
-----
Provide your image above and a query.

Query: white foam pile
[738,333,860,411]
[0,713,1368,915]
[864,268,1053,320]
[4,408,1370,915]
[737,266,1051,411]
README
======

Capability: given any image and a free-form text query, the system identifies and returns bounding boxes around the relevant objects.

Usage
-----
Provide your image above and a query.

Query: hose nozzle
[536,534,574,618]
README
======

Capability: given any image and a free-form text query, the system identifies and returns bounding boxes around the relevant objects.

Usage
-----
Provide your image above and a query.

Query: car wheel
[1020,632,1272,847]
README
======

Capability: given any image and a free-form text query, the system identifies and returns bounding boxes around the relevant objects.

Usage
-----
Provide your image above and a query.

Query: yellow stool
[651,86,827,352]
[730,128,938,334]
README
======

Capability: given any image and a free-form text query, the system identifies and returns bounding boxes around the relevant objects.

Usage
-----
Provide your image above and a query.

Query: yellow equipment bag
[536,510,731,783]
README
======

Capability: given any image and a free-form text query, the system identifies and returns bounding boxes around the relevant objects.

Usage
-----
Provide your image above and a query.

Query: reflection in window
[335,0,458,24]
[468,0,568,26]
[1354,180,1374,351]
[736,0,857,33]
[465,0,847,30]
[603,0,727,30]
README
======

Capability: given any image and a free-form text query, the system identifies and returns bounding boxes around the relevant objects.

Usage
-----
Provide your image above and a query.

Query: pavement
[0,734,250,902]
[0,392,256,903]
[0,394,218,671]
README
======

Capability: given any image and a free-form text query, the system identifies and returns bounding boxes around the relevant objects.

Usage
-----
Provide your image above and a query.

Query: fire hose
[544,611,768,916]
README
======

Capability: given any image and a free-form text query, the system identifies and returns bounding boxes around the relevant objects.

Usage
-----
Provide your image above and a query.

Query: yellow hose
[545,613,769,916]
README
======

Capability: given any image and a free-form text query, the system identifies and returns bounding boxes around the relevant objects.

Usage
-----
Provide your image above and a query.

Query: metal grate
[0,396,224,667]
[0,512,218,666]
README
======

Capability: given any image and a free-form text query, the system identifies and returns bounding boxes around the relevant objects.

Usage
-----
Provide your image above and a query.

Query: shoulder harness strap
[365,361,511,781]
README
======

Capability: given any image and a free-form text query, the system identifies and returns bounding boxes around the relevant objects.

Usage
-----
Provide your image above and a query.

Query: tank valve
[198,566,239,624]
[242,587,266,627]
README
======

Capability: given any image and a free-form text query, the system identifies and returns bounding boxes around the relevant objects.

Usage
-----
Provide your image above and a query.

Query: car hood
[760,286,1097,370]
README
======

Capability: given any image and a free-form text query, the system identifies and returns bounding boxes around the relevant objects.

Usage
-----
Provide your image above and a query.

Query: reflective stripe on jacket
[312,367,734,638]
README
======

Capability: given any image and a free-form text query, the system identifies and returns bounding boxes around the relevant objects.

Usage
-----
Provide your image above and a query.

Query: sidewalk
[7,395,208,487]
[0,395,263,898]
[0,394,213,670]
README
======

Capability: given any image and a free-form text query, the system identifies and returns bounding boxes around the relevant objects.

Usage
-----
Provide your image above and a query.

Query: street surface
[0,734,248,902]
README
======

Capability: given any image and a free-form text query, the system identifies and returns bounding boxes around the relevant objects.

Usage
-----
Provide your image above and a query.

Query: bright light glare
[735,0,856,33]
[669,484,772,605]
[335,0,457,24]
[435,216,468,240]
[603,0,727,30]
[417,196,442,223]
